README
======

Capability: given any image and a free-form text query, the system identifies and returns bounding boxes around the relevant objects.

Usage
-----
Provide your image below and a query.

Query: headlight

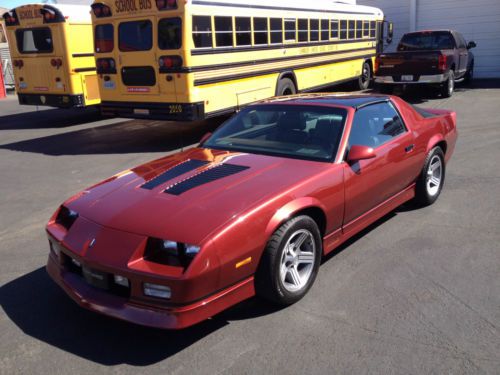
[144,238,200,268]
[55,206,79,231]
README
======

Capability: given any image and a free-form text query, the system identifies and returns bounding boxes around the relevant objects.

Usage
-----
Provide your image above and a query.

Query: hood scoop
[164,163,250,196]
[141,159,209,190]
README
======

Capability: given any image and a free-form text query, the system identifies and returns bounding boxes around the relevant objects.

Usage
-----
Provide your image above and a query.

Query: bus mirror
[386,22,394,44]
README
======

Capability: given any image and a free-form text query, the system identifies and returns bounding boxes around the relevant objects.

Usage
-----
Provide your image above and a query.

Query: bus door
[117,18,161,97]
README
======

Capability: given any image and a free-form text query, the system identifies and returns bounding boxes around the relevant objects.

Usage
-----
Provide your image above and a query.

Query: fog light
[114,274,129,287]
[71,258,81,267]
[144,283,171,299]
[49,241,60,257]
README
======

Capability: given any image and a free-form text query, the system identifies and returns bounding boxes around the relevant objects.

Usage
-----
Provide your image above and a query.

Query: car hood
[66,148,330,244]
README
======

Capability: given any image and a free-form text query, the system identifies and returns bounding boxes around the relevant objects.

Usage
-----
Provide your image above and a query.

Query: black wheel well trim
[289,206,327,238]
[434,140,448,155]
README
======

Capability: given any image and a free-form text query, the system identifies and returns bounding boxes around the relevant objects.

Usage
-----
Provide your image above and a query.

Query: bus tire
[357,61,372,90]
[276,78,297,97]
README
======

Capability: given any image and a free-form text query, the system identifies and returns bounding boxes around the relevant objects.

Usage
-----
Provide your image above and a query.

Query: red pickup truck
[374,30,476,97]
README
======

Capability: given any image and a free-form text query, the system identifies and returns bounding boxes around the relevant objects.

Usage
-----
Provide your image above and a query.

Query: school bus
[91,0,392,120]
[2,4,100,108]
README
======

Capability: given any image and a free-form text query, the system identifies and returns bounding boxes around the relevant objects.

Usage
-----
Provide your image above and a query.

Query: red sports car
[46,94,457,329]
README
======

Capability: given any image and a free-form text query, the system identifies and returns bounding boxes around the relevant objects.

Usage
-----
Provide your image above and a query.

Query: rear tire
[357,61,372,90]
[415,147,445,206]
[464,61,474,85]
[440,70,455,98]
[255,216,322,305]
[276,78,297,97]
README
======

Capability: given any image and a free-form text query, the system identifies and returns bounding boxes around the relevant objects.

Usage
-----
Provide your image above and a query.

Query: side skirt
[322,184,416,255]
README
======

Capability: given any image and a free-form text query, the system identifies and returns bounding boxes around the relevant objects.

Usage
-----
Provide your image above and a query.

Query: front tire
[440,70,455,98]
[415,147,445,206]
[255,216,322,305]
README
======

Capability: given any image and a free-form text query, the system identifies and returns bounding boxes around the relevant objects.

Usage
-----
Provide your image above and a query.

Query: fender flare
[426,134,446,154]
[264,197,328,238]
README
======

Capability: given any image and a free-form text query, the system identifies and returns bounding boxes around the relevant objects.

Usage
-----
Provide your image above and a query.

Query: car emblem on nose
[89,238,96,248]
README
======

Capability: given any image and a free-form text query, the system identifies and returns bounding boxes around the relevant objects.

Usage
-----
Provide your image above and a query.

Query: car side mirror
[347,145,376,163]
[467,41,476,49]
[199,132,212,145]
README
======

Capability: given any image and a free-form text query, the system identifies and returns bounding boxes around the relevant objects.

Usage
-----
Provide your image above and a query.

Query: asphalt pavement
[0,82,499,374]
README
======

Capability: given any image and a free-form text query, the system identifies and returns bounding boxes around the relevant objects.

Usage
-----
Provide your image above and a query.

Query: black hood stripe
[164,163,250,196]
[141,159,209,190]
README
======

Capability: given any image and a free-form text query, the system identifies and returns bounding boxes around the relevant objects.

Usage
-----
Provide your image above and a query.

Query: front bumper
[100,100,205,121]
[18,93,86,108]
[375,73,448,85]
[46,252,254,329]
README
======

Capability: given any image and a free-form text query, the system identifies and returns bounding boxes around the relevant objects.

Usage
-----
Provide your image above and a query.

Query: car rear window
[119,20,152,52]
[95,24,114,53]
[15,28,53,54]
[158,18,182,50]
[398,31,455,51]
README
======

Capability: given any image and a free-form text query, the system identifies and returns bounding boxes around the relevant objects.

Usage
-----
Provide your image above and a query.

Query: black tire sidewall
[358,62,371,90]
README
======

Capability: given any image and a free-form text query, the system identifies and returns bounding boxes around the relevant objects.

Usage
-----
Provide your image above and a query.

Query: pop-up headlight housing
[144,237,200,269]
[55,206,79,231]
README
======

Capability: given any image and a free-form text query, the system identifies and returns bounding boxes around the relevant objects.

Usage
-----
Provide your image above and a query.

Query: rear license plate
[133,109,150,115]
[401,75,414,82]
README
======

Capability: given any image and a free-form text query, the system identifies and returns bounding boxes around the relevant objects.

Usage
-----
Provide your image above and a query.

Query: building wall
[359,0,500,78]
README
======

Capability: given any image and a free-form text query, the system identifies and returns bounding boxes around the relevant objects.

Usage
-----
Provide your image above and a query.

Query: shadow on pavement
[0,117,227,155]
[0,106,104,130]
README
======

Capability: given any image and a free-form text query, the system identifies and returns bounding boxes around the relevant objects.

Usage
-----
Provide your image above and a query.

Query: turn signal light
[156,0,177,10]
[13,59,24,68]
[50,58,63,68]
[438,54,447,72]
[374,56,380,74]
[96,58,116,74]
[158,55,183,71]
[3,11,20,26]
[40,7,64,23]
[91,4,112,18]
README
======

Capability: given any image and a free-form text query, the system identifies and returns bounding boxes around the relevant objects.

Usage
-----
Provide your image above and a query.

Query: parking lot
[0,82,499,374]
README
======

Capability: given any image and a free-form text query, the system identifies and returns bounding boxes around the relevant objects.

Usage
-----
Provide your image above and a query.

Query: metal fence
[1,43,15,90]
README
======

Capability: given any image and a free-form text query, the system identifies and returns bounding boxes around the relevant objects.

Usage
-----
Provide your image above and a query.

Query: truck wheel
[464,61,474,85]
[276,78,297,97]
[415,147,445,206]
[357,62,371,90]
[440,71,454,98]
[255,215,322,305]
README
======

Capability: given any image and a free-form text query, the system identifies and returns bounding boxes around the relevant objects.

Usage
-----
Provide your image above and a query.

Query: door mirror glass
[347,145,376,163]
[467,41,476,49]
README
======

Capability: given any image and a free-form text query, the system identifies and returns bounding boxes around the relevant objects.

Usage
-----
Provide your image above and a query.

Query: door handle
[405,144,415,153]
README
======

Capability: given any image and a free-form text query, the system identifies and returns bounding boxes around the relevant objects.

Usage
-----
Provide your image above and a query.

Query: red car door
[342,101,418,225]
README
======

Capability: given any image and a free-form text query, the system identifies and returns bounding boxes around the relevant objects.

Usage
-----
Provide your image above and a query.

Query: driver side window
[348,101,406,148]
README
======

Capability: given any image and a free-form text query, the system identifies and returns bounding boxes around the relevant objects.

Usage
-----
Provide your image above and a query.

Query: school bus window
[214,16,233,47]
[320,19,329,41]
[330,19,339,39]
[298,19,308,42]
[339,20,347,40]
[270,18,283,44]
[192,15,212,48]
[119,20,152,52]
[355,20,362,39]
[284,19,296,42]
[95,24,114,53]
[235,17,251,46]
[16,28,53,54]
[158,18,181,50]
[310,19,319,42]
[363,21,370,38]
[253,17,268,45]
[348,20,355,39]
[370,21,376,38]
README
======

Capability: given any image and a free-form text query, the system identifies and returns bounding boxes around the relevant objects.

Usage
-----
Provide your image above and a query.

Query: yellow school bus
[91,0,391,120]
[2,4,100,108]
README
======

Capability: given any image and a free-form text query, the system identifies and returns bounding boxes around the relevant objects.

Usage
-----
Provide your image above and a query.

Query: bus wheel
[357,61,371,90]
[276,78,297,97]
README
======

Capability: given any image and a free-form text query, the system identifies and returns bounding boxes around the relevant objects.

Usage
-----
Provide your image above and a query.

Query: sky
[1,0,92,10]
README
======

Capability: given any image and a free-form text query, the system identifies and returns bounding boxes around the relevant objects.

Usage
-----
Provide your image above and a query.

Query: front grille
[61,252,130,298]
[121,66,156,86]
[164,163,249,195]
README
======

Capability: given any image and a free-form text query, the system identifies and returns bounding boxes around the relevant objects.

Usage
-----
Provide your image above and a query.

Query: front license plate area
[401,75,414,82]
[133,108,150,115]
[82,266,110,290]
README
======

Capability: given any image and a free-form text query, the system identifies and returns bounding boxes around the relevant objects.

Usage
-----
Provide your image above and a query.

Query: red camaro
[46,94,457,329]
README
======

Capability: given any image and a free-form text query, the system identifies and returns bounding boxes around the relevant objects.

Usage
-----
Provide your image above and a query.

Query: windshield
[203,105,347,162]
[398,31,455,51]
[15,28,53,54]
